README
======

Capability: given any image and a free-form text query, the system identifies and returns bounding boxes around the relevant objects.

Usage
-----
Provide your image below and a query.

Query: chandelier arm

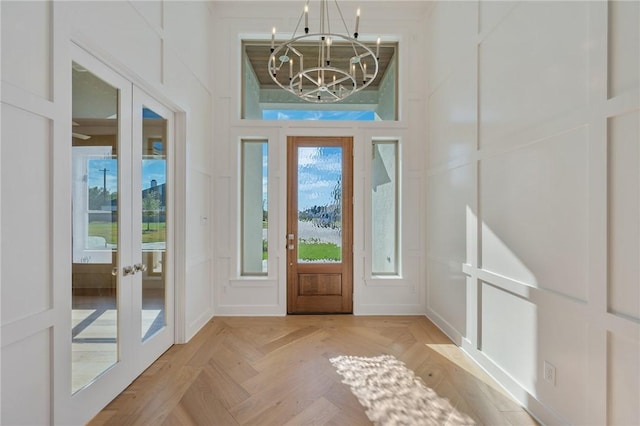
[329,74,352,87]
[356,50,373,72]
[291,2,308,39]
[325,0,331,34]
[333,0,351,37]
[333,0,360,59]
[287,45,303,65]
[269,53,284,73]
[334,5,358,56]
[305,87,323,95]
[302,72,320,86]
[324,90,340,100]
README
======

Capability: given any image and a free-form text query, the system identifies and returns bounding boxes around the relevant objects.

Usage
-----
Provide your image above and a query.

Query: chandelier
[268,0,380,103]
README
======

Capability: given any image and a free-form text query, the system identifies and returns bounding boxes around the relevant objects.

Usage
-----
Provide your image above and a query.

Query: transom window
[242,41,398,121]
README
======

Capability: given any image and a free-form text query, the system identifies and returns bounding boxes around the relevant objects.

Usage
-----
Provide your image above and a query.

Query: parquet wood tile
[88,316,539,426]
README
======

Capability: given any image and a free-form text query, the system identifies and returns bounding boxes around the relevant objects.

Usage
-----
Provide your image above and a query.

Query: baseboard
[424,311,568,426]
[424,307,463,346]
[460,341,568,426]
[185,309,215,342]
[354,304,426,315]
[213,305,286,316]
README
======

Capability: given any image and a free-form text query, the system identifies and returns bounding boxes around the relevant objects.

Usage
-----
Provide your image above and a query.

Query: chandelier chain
[333,0,360,59]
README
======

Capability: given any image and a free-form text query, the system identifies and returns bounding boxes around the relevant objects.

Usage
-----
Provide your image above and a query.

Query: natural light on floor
[71,303,164,393]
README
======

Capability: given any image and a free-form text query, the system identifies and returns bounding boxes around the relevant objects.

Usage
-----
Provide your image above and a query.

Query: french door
[287,136,353,313]
[60,45,174,424]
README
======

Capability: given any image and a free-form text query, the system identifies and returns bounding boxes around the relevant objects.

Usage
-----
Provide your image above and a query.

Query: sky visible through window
[87,159,166,196]
[263,110,377,121]
[89,137,342,213]
[258,144,340,214]
[87,109,166,198]
[298,147,341,211]
[260,110,364,211]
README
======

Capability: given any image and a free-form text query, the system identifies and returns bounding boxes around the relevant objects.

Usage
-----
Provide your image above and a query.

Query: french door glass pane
[297,146,342,263]
[71,63,119,393]
[140,107,167,342]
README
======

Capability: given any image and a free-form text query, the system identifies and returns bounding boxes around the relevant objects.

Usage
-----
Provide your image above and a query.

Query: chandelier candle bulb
[327,37,331,64]
[271,27,275,51]
[304,5,309,33]
[354,8,360,38]
[289,59,293,79]
[376,37,380,59]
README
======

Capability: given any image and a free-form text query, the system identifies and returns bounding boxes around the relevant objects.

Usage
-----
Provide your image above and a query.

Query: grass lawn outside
[298,242,341,261]
[88,221,166,244]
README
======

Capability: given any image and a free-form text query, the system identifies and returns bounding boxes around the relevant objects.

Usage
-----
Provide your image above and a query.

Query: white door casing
[54,44,175,425]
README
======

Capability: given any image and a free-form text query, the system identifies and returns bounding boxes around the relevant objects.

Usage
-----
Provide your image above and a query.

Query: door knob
[123,265,135,276]
[134,263,147,272]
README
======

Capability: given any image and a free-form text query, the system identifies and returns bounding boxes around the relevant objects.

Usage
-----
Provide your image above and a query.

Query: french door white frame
[54,44,177,425]
[131,87,175,372]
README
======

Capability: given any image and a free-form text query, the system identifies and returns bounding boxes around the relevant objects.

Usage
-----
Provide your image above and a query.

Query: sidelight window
[241,140,269,275]
[371,140,399,275]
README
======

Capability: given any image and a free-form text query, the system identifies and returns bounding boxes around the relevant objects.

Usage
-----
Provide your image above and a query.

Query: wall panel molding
[425,1,639,425]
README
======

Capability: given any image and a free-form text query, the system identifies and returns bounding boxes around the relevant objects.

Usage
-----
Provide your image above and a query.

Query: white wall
[211,1,429,316]
[242,51,262,119]
[425,1,640,425]
[375,55,397,121]
[1,1,214,424]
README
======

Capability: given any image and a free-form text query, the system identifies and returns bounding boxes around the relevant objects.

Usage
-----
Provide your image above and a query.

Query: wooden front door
[287,136,353,314]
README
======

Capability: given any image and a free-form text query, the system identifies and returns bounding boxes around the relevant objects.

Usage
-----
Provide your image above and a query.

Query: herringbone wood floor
[88,316,539,426]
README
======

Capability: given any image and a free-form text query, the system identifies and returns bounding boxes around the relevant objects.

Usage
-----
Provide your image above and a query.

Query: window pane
[372,141,398,274]
[71,63,119,393]
[242,41,398,121]
[297,147,342,263]
[140,106,167,342]
[263,110,377,121]
[242,141,268,275]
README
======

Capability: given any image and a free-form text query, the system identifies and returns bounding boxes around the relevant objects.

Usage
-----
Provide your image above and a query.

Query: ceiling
[244,41,397,90]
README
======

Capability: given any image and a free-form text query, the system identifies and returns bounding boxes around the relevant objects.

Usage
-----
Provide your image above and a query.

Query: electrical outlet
[543,361,556,386]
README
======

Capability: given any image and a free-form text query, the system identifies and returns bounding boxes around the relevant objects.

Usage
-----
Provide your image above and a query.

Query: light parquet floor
[89,316,540,426]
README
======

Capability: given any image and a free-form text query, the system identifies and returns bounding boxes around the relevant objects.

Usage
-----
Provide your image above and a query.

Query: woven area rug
[329,354,471,425]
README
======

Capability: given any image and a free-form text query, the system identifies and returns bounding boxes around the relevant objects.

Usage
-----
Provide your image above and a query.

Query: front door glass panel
[296,147,343,263]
